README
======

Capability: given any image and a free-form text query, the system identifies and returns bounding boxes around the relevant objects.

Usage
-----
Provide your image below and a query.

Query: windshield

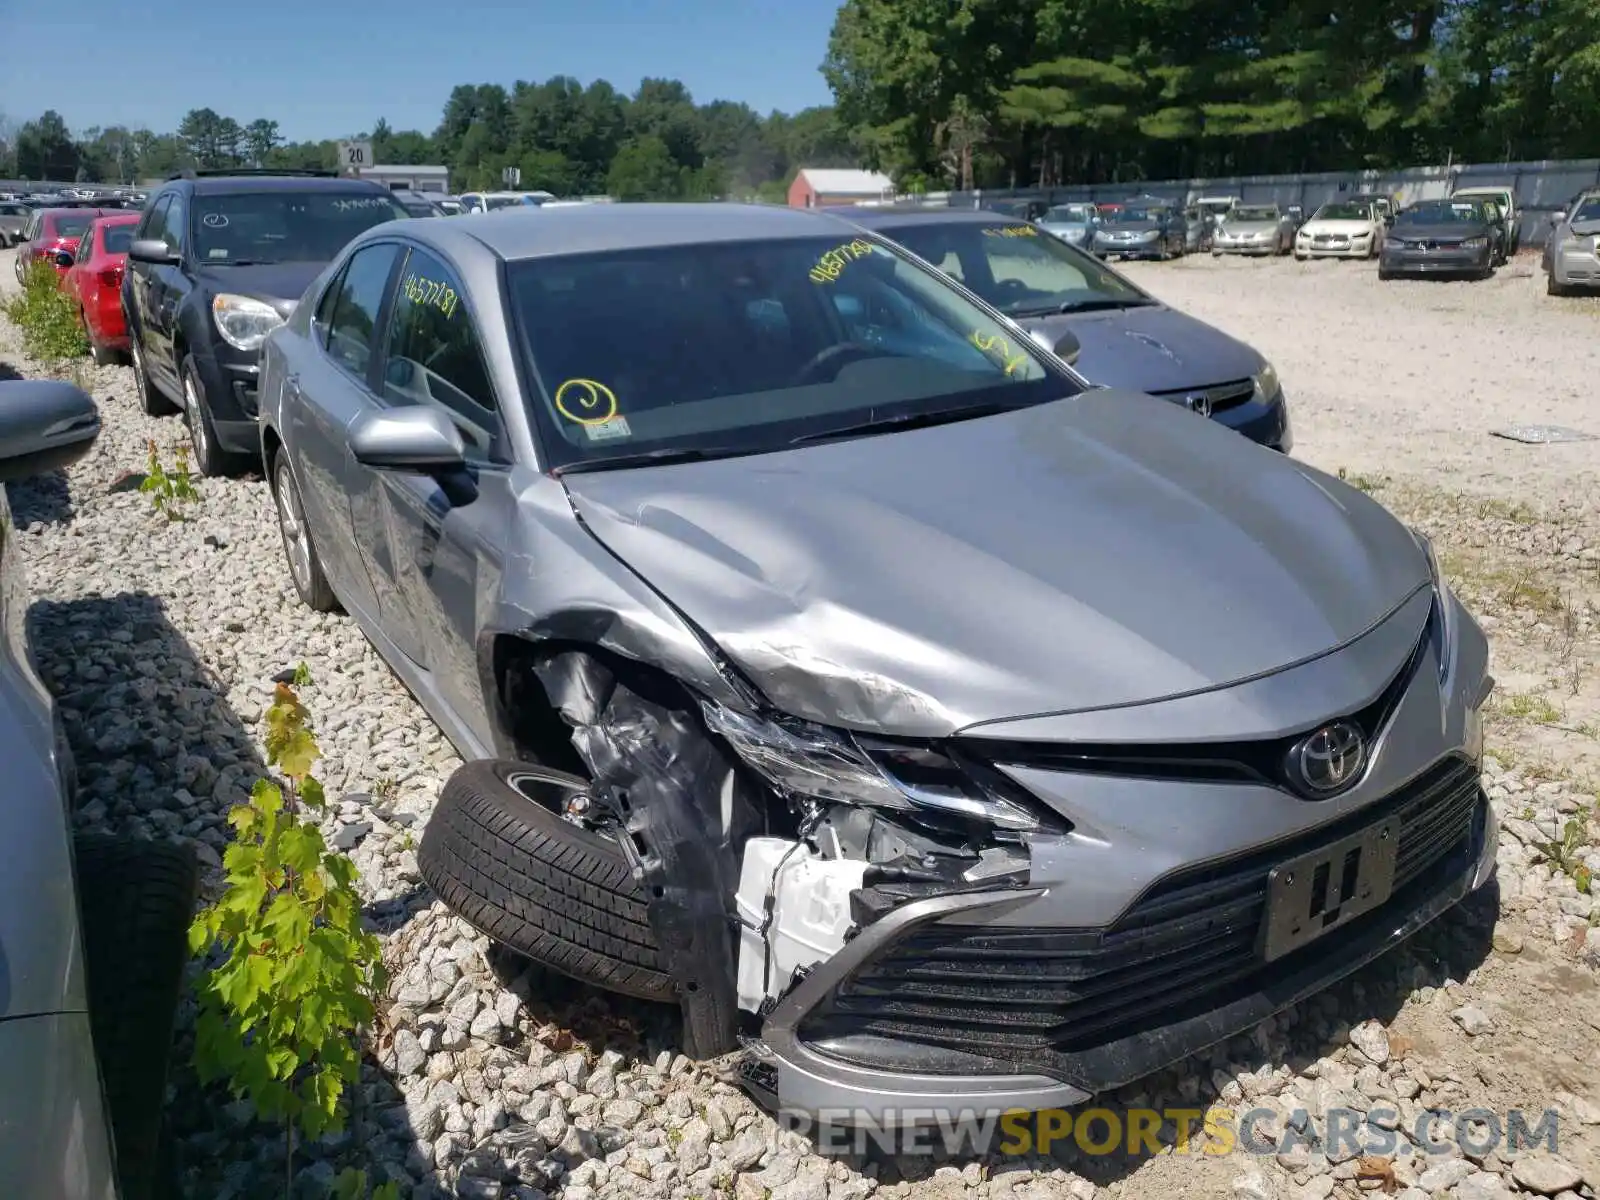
[103,224,136,254]
[1397,201,1484,225]
[1572,197,1600,223]
[485,196,523,211]
[886,220,1149,317]
[398,198,437,217]
[1108,207,1159,224]
[1230,206,1280,222]
[1044,204,1094,223]
[1313,203,1371,222]
[191,191,408,263]
[508,234,1075,469]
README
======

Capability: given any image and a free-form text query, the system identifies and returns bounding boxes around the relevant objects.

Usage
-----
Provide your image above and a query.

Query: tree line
[824,0,1600,189]
[5,0,1597,201]
[0,78,855,201]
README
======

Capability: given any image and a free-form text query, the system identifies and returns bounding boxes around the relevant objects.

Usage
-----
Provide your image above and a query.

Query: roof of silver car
[426,202,861,261]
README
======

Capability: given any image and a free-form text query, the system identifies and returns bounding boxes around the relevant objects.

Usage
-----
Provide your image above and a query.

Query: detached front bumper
[754,766,1494,1124]
[749,592,1492,1123]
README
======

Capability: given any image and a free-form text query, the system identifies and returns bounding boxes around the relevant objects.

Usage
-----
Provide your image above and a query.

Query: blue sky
[4,0,841,142]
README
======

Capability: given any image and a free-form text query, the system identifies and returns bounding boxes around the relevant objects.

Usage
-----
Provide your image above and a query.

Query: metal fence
[942,157,1600,248]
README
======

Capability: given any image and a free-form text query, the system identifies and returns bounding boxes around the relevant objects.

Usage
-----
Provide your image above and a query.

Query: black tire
[419,761,673,1002]
[74,835,198,1200]
[181,356,237,477]
[1378,267,1394,281]
[1548,275,1568,297]
[129,335,178,416]
[271,448,339,612]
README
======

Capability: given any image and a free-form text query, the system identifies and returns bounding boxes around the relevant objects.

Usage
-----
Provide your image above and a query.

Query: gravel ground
[1118,251,1600,515]
[4,246,1600,1200]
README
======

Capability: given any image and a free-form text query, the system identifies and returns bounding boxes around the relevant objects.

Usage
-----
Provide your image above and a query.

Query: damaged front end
[526,649,1067,1113]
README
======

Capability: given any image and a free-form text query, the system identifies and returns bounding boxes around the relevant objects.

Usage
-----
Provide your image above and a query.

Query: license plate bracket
[1259,817,1400,962]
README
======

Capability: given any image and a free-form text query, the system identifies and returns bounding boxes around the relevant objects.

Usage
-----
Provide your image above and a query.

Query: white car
[1294,201,1384,259]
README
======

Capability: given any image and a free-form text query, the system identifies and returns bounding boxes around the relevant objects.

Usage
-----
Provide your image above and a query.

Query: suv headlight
[212,293,286,352]
[1252,359,1280,402]
[702,701,1042,832]
[1462,237,1488,250]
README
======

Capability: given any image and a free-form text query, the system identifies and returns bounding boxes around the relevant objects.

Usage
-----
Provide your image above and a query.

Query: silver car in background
[259,203,1496,1124]
[1545,189,1600,296]
[1037,202,1100,249]
[1212,204,1295,255]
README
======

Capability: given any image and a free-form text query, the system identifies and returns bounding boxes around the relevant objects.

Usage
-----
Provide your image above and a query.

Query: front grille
[806,757,1480,1073]
[1149,378,1256,414]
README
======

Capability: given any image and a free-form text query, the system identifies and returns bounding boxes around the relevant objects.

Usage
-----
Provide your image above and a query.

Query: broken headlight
[701,701,1041,832]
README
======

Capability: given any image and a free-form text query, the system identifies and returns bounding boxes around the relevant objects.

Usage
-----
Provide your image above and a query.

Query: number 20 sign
[339,141,373,169]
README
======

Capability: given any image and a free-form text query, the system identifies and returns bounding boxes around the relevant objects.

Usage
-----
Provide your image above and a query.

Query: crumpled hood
[563,392,1428,737]
[194,261,323,315]
[1013,303,1261,393]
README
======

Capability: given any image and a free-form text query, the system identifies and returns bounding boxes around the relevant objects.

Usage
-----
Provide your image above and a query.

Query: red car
[62,214,141,364]
[13,206,115,286]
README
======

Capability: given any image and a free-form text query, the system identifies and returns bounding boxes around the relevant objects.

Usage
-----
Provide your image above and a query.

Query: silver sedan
[1546,190,1600,296]
[258,202,1496,1123]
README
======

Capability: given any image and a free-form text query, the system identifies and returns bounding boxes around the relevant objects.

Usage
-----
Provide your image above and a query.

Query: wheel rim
[274,460,314,594]
[185,375,210,464]
[132,343,147,402]
[506,770,607,834]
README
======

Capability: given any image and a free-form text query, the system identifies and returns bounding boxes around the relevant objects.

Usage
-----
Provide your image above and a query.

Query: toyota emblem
[1292,722,1368,796]
[1184,391,1214,418]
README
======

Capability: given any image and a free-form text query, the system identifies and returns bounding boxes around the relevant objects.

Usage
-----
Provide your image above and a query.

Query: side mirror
[54,250,73,268]
[0,380,101,483]
[1553,211,1567,225]
[128,238,178,265]
[349,406,466,472]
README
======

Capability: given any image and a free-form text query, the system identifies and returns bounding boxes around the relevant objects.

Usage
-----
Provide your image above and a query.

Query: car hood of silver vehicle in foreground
[564,390,1424,734]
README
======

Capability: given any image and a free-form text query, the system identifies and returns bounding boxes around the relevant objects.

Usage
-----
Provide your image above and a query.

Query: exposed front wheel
[418,760,675,1002]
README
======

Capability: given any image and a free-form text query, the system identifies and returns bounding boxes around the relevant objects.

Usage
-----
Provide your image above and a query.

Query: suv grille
[807,757,1480,1072]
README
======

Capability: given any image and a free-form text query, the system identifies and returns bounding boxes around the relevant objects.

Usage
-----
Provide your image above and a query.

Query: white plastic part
[734,837,869,1012]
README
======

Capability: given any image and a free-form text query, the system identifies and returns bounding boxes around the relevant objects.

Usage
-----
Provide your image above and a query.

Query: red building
[787,168,895,209]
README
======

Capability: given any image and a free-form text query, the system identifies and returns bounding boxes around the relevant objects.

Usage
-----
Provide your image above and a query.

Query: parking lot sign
[338,141,373,172]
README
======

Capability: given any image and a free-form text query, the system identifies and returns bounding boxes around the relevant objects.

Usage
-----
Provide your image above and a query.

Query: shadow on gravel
[6,469,75,528]
[23,591,438,1197]
[0,358,22,382]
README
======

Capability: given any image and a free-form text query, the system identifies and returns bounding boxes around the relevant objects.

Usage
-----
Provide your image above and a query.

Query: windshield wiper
[1010,297,1153,317]
[790,401,1026,446]
[552,446,750,475]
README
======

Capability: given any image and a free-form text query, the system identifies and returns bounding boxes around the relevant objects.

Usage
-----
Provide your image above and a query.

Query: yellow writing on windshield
[555,378,619,426]
[983,225,1040,238]
[970,331,1030,377]
[810,239,875,284]
[402,273,459,319]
